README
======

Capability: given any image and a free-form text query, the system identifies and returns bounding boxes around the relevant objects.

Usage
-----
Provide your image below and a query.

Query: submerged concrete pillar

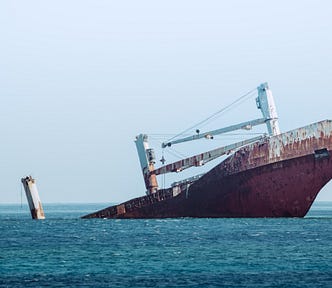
[21,176,45,220]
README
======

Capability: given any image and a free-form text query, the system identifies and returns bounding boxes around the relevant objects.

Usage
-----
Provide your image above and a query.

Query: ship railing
[171,173,205,187]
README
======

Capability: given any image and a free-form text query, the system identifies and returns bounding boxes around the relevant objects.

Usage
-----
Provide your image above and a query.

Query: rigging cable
[165,87,257,143]
[149,136,189,160]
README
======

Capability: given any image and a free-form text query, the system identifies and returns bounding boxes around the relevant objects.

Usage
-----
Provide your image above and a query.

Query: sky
[1,0,332,203]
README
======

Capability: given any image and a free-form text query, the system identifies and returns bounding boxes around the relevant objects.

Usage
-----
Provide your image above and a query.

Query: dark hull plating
[82,120,332,219]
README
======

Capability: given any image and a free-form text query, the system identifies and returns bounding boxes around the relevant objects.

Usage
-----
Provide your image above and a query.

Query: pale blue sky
[1,0,332,203]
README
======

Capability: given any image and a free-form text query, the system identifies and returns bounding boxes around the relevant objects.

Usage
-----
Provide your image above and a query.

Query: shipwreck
[83,83,332,218]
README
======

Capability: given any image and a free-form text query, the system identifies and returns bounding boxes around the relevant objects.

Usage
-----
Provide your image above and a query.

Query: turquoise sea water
[1,202,332,288]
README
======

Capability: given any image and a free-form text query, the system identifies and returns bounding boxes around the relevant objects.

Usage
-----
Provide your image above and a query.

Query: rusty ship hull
[83,120,332,219]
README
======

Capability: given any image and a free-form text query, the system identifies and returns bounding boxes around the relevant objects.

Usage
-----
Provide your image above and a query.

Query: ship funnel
[256,83,281,136]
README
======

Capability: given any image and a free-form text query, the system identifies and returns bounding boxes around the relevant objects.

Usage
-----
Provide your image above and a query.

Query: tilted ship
[83,83,332,218]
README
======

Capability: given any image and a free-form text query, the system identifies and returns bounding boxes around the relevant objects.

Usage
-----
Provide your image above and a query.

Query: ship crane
[154,135,266,176]
[135,82,280,195]
[162,82,280,148]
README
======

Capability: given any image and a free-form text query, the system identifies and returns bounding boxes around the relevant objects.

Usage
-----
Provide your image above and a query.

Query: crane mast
[135,134,159,195]
[256,82,280,136]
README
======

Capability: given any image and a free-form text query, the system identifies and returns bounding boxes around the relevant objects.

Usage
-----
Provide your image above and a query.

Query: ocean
[1,202,332,288]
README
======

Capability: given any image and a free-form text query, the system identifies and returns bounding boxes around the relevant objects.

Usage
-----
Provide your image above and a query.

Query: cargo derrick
[83,82,332,219]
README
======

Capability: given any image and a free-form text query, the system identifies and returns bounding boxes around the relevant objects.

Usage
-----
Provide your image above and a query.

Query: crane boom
[162,82,280,148]
[162,118,266,148]
[152,135,265,176]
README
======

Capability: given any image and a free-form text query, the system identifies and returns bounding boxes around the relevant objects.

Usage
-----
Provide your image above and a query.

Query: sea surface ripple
[1,202,332,287]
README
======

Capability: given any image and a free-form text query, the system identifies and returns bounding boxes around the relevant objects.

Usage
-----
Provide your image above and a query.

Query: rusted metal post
[21,176,45,220]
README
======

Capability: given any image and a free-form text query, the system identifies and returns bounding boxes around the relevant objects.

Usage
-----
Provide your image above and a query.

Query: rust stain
[82,120,332,219]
